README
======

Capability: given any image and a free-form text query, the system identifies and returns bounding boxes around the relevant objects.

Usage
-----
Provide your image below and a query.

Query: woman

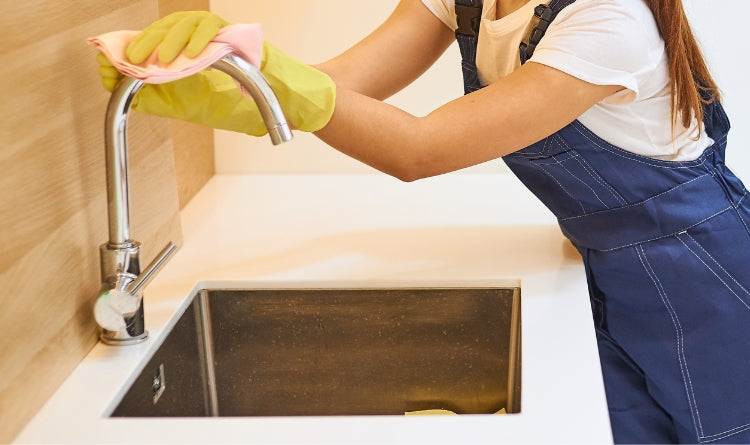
[99,1,750,442]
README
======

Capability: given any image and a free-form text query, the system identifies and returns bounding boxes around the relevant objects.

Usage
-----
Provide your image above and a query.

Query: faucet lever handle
[127,242,178,296]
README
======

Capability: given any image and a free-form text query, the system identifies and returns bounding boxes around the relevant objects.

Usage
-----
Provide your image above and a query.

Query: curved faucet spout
[211,54,293,145]
[98,54,291,345]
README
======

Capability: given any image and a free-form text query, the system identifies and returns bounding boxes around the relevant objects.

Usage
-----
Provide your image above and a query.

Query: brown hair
[643,0,721,130]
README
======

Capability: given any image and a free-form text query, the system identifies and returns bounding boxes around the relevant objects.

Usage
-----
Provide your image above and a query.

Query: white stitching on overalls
[738,191,747,206]
[635,244,704,438]
[699,422,750,443]
[677,232,750,310]
[530,161,587,213]
[552,132,629,205]
[528,133,629,210]
[532,148,577,166]
[573,155,628,205]
[508,134,552,158]
[731,191,750,235]
[545,152,611,208]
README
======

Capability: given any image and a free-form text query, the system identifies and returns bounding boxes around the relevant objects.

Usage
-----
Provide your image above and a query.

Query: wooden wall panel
[170,120,216,207]
[0,0,213,441]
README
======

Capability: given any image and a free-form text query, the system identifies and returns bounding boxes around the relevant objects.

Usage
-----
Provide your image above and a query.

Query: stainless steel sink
[110,287,521,417]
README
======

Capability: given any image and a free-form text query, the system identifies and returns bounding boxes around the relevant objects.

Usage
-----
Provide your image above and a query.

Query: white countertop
[15,173,612,444]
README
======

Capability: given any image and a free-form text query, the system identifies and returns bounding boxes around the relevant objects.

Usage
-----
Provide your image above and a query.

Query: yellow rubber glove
[126,11,230,64]
[97,52,122,92]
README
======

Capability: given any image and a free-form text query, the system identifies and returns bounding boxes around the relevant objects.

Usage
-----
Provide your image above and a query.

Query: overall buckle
[522,4,556,58]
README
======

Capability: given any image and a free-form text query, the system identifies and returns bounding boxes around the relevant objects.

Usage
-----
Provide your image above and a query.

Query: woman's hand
[96,52,123,92]
[126,11,229,64]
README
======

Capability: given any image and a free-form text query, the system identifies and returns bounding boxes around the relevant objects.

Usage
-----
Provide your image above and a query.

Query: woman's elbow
[386,155,442,182]
[392,170,423,183]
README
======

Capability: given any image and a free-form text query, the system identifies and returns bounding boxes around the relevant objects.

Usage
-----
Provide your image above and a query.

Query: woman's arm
[316,0,455,100]
[315,61,622,181]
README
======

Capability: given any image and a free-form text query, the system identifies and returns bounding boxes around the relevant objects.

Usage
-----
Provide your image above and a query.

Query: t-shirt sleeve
[530,0,662,104]
[420,0,458,30]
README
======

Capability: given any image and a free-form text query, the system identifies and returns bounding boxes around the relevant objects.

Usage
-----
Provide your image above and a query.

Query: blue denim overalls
[454,0,750,443]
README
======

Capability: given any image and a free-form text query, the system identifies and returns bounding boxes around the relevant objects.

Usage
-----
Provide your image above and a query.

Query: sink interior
[110,287,521,417]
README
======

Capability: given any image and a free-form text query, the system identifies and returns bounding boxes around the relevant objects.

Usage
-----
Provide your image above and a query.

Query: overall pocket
[639,211,750,442]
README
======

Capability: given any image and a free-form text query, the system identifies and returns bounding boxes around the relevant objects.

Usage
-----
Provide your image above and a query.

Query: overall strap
[454,0,483,94]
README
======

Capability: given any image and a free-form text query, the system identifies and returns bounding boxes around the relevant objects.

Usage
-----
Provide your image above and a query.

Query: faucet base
[100,330,149,346]
[98,294,148,346]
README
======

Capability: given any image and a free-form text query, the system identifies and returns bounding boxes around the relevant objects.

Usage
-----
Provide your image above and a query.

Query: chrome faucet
[95,54,293,345]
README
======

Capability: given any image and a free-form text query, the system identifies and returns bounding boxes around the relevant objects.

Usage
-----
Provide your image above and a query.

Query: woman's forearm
[314,63,623,182]
[314,88,426,181]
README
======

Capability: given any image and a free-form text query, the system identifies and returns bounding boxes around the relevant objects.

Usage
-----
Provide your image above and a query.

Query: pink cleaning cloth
[87,24,263,84]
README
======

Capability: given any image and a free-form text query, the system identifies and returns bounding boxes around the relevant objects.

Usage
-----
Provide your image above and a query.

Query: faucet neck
[104,77,143,245]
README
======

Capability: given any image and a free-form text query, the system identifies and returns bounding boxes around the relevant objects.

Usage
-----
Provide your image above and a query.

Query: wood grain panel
[169,119,216,207]
[0,1,135,56]
[0,1,192,441]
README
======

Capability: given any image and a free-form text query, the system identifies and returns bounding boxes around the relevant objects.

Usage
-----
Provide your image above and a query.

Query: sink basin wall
[111,287,521,417]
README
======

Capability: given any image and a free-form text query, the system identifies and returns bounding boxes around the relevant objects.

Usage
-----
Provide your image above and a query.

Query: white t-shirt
[421,0,713,161]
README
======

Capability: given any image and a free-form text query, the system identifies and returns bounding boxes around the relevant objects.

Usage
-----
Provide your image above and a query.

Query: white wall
[211,0,750,180]
[683,0,750,180]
